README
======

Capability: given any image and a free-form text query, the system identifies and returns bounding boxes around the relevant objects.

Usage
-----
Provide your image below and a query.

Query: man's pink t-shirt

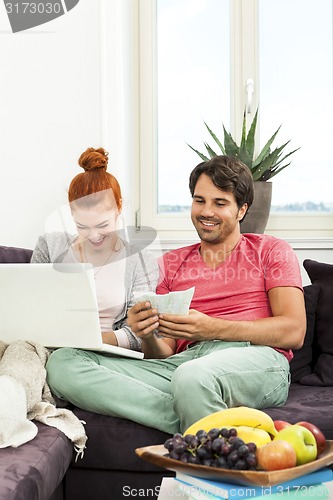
[156,234,303,361]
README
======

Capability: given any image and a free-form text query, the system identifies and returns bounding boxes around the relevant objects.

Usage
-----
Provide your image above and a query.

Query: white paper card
[134,287,195,315]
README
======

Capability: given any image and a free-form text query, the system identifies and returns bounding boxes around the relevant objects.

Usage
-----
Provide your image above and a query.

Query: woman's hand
[102,331,118,345]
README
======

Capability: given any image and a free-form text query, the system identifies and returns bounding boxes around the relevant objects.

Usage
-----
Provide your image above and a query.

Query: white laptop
[0,263,143,359]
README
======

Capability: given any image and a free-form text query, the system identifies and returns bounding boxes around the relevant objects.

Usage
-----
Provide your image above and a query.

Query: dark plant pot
[240,181,272,234]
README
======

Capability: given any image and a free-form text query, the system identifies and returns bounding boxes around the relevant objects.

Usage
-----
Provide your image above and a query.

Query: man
[128,155,306,431]
[46,156,306,435]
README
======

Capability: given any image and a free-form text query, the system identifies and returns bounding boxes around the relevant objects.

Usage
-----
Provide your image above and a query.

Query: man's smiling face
[191,173,247,245]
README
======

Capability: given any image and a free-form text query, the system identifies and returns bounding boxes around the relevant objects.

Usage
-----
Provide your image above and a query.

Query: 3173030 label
[3,0,80,33]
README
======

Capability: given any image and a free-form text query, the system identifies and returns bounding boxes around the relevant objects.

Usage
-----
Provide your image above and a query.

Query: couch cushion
[0,422,72,500]
[264,383,333,440]
[0,245,32,263]
[301,260,333,386]
[70,408,171,472]
[289,283,320,383]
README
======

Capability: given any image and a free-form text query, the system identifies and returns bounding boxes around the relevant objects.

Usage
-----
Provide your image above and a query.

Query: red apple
[274,420,291,432]
[296,421,327,457]
[256,440,297,471]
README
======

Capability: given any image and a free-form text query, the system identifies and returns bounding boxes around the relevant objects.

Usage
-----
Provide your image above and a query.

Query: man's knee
[171,361,194,392]
[171,359,214,395]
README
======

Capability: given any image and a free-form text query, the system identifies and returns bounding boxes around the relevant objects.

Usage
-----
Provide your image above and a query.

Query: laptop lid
[0,263,144,359]
[0,263,106,348]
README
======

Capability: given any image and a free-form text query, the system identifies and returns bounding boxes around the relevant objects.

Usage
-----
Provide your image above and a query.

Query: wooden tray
[136,440,333,487]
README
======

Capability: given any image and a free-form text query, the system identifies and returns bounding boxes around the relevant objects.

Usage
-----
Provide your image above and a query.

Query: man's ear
[238,203,248,221]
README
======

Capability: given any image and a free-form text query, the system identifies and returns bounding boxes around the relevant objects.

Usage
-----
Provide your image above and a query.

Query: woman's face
[71,194,120,251]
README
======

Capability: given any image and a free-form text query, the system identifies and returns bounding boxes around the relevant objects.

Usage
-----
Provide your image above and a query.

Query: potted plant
[188,108,300,233]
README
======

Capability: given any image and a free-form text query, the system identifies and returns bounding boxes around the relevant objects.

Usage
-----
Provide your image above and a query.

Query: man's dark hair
[189,155,254,211]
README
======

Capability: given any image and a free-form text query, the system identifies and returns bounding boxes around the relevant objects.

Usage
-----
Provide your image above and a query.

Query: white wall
[0,0,138,249]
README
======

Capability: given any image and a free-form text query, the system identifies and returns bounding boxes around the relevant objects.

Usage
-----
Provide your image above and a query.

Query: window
[156,0,230,213]
[259,0,333,214]
[139,0,333,239]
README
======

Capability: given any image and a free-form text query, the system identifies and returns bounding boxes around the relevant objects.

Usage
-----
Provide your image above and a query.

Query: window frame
[138,0,333,240]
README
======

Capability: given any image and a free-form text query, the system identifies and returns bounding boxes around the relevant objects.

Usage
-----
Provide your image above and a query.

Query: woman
[31,147,158,351]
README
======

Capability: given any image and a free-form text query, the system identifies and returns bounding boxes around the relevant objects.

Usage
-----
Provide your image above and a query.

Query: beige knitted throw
[0,340,87,458]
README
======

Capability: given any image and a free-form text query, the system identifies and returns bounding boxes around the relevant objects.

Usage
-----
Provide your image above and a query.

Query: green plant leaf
[253,126,282,168]
[240,110,247,150]
[251,143,300,181]
[252,141,288,174]
[204,122,226,154]
[261,147,301,180]
[187,144,209,162]
[252,147,283,181]
[204,142,219,159]
[261,163,290,181]
[223,126,240,156]
[237,146,253,169]
[245,108,259,161]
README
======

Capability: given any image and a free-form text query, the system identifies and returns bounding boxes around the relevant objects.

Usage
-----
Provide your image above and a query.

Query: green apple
[296,421,327,457]
[274,424,317,465]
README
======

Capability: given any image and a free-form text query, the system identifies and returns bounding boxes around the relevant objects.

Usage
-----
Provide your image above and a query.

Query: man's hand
[128,301,176,358]
[127,301,159,339]
[158,309,217,341]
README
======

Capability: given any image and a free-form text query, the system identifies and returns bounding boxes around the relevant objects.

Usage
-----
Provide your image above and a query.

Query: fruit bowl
[135,440,333,487]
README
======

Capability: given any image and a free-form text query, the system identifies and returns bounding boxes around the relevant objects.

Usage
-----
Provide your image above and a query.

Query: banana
[184,406,277,437]
[229,425,272,447]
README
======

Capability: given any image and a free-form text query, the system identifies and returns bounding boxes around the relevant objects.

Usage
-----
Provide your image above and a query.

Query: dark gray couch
[1,245,333,500]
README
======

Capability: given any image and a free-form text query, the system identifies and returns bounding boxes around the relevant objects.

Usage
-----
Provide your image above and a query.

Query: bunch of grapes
[164,427,258,470]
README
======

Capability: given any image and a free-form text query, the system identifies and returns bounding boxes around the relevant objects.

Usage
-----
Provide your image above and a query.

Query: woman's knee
[47,346,75,368]
[46,348,79,395]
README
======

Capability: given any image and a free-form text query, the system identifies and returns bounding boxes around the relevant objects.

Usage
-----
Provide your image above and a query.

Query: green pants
[46,341,290,434]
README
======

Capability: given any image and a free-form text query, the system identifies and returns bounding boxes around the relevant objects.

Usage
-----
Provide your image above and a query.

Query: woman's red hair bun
[78,147,109,172]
